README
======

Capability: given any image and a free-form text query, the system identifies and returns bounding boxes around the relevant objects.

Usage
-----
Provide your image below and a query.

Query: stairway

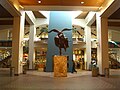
[109,57,120,69]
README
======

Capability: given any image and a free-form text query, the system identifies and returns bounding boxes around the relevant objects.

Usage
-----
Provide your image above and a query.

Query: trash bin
[23,65,27,74]
[92,67,98,77]
[104,68,109,78]
[89,64,92,71]
[10,67,15,77]
[97,67,99,75]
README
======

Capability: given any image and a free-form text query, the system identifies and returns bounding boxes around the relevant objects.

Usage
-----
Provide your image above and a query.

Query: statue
[48,28,71,55]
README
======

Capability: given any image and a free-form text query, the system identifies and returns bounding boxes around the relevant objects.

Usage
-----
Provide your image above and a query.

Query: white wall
[112,31,120,42]
[72,19,86,28]
[35,18,49,27]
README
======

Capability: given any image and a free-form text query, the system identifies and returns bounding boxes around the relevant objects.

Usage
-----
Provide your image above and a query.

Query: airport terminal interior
[0,0,120,90]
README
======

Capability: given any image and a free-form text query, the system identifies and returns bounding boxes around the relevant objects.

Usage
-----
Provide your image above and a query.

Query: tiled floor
[0,69,120,90]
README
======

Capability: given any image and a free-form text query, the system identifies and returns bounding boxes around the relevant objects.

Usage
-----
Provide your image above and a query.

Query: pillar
[12,11,25,75]
[28,25,36,69]
[46,11,73,72]
[96,13,109,75]
[85,26,91,70]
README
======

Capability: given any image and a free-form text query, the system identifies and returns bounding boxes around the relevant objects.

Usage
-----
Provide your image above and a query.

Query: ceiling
[18,0,105,6]
[0,0,120,27]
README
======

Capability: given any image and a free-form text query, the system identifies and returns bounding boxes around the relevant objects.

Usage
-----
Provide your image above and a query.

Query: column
[96,13,109,75]
[12,11,25,75]
[85,26,91,70]
[28,25,36,69]
[46,11,72,72]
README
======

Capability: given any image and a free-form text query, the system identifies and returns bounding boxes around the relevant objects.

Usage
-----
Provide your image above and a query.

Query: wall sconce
[21,40,25,46]
[96,42,99,47]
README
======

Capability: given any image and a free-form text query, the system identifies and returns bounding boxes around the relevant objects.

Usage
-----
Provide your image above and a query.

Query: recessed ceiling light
[80,1,84,4]
[98,6,103,10]
[38,0,41,3]
[19,5,24,9]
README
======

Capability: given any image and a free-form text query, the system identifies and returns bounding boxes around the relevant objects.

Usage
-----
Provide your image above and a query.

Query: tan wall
[0,30,9,40]
[112,31,120,42]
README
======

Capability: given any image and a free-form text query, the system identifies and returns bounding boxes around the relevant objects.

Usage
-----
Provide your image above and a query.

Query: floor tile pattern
[0,69,120,90]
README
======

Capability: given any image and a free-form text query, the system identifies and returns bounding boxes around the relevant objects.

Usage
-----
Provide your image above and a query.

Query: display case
[35,50,46,70]
[73,49,85,70]
[91,48,97,67]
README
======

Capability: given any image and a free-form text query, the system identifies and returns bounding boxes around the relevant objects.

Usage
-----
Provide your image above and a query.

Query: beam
[85,12,96,26]
[0,18,13,20]
[100,0,120,18]
[108,19,120,22]
[23,6,99,11]
[25,11,36,25]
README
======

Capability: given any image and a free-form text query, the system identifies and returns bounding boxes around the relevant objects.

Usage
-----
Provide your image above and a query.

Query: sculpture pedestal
[54,55,67,77]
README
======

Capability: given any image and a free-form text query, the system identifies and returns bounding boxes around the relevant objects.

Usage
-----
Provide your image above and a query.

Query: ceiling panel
[33,11,46,18]
[76,11,88,19]
[19,0,105,6]
[0,5,13,18]
[0,5,13,25]
[109,8,120,19]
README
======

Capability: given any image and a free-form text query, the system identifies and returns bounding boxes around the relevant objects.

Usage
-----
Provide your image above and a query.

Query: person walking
[71,60,77,73]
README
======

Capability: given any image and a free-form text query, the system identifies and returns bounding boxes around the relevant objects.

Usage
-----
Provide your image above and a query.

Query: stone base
[54,55,67,77]
[92,67,98,77]
[38,68,44,72]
